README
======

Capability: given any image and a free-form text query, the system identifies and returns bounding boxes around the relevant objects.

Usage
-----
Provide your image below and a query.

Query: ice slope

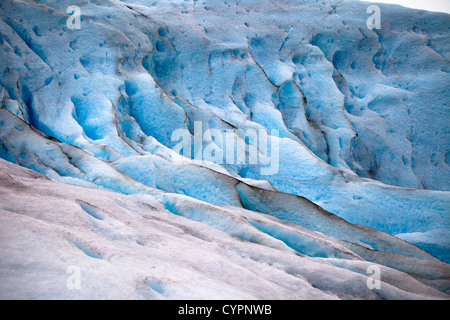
[1,158,449,299]
[0,0,449,296]
[1,107,449,262]
[1,0,449,262]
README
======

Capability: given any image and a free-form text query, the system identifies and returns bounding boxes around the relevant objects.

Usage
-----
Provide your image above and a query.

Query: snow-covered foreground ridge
[1,159,450,299]
[0,0,449,299]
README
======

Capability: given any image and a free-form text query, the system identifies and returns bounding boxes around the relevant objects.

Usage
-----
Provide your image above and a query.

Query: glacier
[0,0,449,299]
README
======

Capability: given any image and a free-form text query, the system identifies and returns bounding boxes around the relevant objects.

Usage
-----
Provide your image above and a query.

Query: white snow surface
[0,0,449,299]
[0,159,449,299]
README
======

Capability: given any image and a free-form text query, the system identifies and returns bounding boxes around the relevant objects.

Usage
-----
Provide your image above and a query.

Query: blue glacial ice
[0,0,449,299]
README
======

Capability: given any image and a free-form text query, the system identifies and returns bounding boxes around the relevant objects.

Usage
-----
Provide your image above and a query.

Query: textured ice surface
[0,0,449,299]
[0,159,449,299]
